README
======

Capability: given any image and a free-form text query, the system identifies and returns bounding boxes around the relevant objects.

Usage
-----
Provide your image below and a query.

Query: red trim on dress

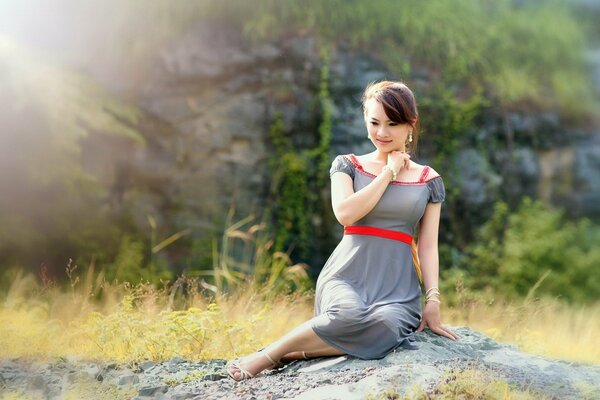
[344,225,413,245]
[343,154,440,185]
[418,166,430,183]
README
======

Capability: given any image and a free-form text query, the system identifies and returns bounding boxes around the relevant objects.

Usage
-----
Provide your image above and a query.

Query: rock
[28,374,46,391]
[84,365,102,381]
[118,373,140,386]
[1,327,598,399]
[138,384,169,396]
[169,356,186,366]
[65,17,600,277]
[202,373,226,381]
[140,360,157,371]
[454,148,503,208]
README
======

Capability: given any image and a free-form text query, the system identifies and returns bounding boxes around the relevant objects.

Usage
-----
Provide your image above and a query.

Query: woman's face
[364,97,412,153]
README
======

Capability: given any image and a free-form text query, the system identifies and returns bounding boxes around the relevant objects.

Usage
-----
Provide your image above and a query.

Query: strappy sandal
[257,347,309,365]
[226,350,283,381]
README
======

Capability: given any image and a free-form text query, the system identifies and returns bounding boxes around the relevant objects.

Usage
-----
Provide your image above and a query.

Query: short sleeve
[329,155,355,179]
[427,176,446,203]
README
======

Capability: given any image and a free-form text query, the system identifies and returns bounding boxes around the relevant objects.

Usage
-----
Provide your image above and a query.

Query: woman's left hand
[416,302,460,340]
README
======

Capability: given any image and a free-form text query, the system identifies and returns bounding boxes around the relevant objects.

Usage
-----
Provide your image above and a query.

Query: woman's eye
[370,122,398,126]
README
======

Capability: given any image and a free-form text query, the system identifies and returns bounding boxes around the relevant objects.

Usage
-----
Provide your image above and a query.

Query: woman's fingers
[442,327,460,340]
[444,328,460,339]
[433,325,458,340]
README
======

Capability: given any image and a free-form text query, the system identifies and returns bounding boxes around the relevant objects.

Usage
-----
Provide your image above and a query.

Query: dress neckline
[345,153,441,186]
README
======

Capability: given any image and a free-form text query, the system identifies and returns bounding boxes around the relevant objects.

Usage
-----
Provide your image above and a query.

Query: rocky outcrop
[75,19,600,271]
[2,327,598,399]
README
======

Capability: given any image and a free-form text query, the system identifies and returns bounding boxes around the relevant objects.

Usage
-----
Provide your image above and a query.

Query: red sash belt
[343,225,413,245]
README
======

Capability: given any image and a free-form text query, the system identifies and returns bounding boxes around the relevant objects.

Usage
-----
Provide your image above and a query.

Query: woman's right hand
[387,150,410,174]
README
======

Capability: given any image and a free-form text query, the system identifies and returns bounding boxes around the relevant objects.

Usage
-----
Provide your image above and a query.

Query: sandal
[226,350,283,381]
[257,347,309,365]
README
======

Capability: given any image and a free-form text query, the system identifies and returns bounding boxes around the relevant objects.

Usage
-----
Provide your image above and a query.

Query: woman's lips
[376,139,392,144]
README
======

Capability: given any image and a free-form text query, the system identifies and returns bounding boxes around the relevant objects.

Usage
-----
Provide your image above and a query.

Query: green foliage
[104,235,173,286]
[2,0,597,291]
[38,1,592,123]
[191,211,312,296]
[267,112,312,259]
[220,0,595,121]
[483,2,599,120]
[461,201,511,291]
[272,151,312,257]
[463,197,600,304]
[419,82,488,164]
[417,82,488,209]
[267,46,333,260]
[311,46,334,189]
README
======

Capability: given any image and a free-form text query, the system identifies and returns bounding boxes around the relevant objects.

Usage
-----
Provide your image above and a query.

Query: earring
[408,132,413,142]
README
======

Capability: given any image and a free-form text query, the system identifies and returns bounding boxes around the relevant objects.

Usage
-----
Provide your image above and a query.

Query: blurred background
[1,0,599,310]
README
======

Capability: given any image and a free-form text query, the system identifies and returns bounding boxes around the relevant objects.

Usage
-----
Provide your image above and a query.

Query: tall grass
[0,266,314,363]
[0,211,598,366]
[1,262,599,366]
[366,364,555,399]
[445,279,600,365]
[0,212,314,363]
[192,208,312,297]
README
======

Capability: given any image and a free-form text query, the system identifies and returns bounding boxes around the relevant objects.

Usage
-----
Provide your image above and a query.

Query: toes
[230,368,242,380]
[227,363,242,380]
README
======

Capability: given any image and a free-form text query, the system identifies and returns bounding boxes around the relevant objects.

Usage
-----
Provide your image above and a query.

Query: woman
[226,80,459,381]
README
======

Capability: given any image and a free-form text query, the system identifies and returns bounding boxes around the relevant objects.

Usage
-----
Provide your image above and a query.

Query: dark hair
[361,80,420,158]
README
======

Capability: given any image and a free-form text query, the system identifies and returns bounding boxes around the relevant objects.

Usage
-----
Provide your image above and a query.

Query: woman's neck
[370,148,405,163]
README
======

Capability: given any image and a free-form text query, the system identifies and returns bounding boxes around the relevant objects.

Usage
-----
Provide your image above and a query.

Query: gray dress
[311,153,446,359]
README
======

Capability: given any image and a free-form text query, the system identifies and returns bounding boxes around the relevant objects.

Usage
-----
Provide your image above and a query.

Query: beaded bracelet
[382,165,397,181]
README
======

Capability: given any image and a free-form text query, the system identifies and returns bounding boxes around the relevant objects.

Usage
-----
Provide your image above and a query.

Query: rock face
[2,327,599,399]
[78,20,600,271]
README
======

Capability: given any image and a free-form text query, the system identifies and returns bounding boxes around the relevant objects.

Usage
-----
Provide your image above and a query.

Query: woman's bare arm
[330,169,392,226]
[417,200,442,293]
[416,197,459,340]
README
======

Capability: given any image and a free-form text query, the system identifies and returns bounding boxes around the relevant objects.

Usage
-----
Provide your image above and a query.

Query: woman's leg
[228,318,345,379]
[279,345,344,363]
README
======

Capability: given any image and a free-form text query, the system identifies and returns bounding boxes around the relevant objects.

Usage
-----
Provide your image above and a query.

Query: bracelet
[425,287,441,304]
[382,165,397,181]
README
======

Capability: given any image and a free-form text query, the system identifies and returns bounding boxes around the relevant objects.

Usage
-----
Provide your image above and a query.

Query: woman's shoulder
[421,164,442,180]
[423,166,445,203]
[406,161,442,182]
[330,154,356,178]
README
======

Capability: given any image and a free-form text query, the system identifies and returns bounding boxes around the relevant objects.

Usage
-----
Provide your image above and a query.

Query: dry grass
[367,364,552,399]
[445,284,600,366]
[0,264,598,367]
[0,267,313,363]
